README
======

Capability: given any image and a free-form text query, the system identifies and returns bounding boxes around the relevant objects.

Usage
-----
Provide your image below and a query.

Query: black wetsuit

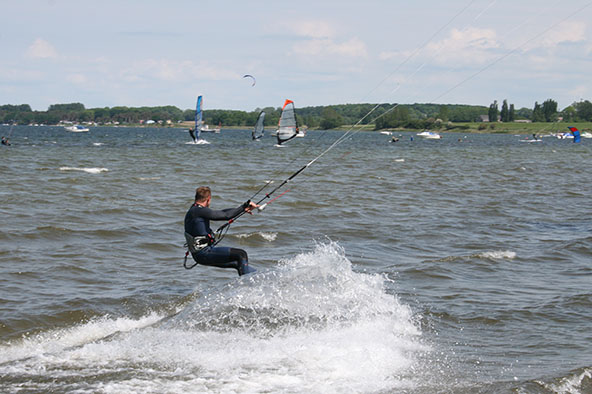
[184,202,254,275]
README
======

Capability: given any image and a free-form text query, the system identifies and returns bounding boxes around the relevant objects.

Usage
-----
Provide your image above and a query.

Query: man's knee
[229,248,248,262]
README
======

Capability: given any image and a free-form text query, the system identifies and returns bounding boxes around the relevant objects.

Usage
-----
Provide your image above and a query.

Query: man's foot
[238,263,257,276]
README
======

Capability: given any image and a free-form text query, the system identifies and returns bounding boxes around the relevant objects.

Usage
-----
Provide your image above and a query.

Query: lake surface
[1,125,591,393]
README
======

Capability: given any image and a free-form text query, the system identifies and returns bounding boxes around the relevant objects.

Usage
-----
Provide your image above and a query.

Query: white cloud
[273,18,367,59]
[291,37,367,58]
[121,59,240,82]
[379,27,499,67]
[427,27,499,65]
[378,49,414,61]
[0,66,45,82]
[539,21,586,48]
[67,73,87,84]
[568,85,589,101]
[292,20,336,39]
[26,38,58,59]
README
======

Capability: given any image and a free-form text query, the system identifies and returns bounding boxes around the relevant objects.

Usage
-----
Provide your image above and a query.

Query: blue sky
[1,0,591,112]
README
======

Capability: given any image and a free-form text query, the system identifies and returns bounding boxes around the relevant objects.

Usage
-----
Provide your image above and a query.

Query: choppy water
[1,125,591,393]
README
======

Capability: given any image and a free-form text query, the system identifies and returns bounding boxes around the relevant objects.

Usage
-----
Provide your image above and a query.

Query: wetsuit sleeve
[200,205,245,221]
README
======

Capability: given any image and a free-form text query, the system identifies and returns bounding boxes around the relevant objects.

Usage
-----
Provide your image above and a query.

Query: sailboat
[188,96,210,144]
[252,111,266,140]
[275,99,299,145]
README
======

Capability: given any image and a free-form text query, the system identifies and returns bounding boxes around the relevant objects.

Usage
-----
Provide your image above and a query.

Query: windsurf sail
[276,99,299,145]
[252,111,265,140]
[194,96,203,140]
[568,126,581,143]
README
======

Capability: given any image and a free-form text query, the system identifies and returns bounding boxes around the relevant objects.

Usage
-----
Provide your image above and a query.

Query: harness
[183,202,217,269]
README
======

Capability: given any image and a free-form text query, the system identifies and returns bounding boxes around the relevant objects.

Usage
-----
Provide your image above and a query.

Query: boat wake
[185,139,210,145]
[59,166,109,174]
[235,231,278,241]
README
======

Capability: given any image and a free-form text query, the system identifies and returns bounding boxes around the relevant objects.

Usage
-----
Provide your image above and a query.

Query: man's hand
[244,201,259,214]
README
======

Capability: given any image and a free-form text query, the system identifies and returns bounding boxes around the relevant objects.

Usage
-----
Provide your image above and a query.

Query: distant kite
[243,74,256,86]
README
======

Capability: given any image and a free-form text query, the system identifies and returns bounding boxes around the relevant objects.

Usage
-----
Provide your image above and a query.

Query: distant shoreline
[177,121,590,134]
[5,121,589,135]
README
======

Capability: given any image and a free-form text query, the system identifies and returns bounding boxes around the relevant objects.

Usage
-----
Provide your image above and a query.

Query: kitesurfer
[188,128,197,143]
[184,186,259,276]
[1,136,10,146]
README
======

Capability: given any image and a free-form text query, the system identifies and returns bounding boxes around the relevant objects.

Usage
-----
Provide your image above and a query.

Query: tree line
[2,99,591,130]
[487,99,592,123]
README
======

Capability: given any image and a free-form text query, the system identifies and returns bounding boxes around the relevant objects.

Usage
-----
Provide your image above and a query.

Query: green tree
[575,100,592,121]
[561,105,576,122]
[48,103,85,112]
[320,107,343,130]
[500,99,509,122]
[516,107,532,120]
[437,105,449,121]
[488,100,498,122]
[509,104,515,121]
[542,99,558,122]
[532,102,545,122]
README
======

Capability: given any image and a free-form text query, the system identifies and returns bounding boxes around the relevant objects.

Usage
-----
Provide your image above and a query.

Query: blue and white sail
[194,95,203,140]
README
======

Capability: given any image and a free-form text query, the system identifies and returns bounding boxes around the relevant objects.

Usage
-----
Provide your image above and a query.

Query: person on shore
[184,186,259,276]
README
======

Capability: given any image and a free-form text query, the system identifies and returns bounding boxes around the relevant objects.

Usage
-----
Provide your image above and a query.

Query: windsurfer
[184,186,259,276]
[188,128,197,143]
[1,136,10,146]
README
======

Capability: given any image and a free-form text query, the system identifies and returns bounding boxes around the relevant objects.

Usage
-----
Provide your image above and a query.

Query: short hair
[195,186,211,202]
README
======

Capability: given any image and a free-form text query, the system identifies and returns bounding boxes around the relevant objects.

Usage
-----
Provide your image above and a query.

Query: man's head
[195,186,211,206]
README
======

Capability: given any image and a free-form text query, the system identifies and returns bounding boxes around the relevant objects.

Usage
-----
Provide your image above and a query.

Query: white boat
[417,130,441,139]
[581,131,592,138]
[64,125,89,132]
[556,132,573,139]
[200,124,220,133]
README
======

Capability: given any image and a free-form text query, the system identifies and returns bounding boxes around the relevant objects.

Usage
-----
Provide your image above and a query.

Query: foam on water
[236,231,278,241]
[0,312,165,365]
[137,176,162,181]
[0,242,425,393]
[533,367,592,394]
[59,166,109,174]
[479,250,517,260]
[185,139,210,145]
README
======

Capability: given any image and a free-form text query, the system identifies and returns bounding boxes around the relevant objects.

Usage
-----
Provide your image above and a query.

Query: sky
[1,0,591,112]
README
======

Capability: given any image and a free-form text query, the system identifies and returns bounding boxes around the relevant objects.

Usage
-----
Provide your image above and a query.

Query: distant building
[146,120,156,124]
[478,115,489,122]
[514,119,532,123]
